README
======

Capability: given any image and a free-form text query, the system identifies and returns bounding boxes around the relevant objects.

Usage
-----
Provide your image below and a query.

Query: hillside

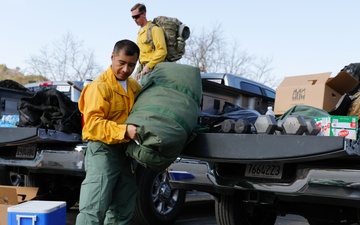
[0,64,47,84]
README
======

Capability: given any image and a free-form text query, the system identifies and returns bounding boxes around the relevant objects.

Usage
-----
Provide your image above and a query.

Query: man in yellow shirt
[131,3,167,83]
[76,39,142,225]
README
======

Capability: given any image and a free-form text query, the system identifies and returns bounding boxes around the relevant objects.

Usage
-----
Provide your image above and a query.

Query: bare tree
[247,57,280,88]
[180,24,280,88]
[27,32,103,81]
[180,24,224,73]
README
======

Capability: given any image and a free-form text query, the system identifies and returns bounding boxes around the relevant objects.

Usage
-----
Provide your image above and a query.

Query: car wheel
[215,193,277,225]
[132,167,186,225]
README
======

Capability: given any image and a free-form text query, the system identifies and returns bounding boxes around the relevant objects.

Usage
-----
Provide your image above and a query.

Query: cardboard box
[0,186,38,225]
[314,116,358,140]
[8,200,66,225]
[274,71,359,115]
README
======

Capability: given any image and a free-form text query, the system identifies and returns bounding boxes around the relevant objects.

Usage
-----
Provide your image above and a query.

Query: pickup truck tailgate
[0,127,82,146]
[182,133,346,162]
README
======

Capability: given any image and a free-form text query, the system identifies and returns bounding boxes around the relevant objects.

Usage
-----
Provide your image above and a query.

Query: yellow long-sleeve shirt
[78,66,141,145]
[137,21,167,69]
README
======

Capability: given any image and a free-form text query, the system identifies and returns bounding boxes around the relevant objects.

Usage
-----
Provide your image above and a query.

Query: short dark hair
[113,39,139,58]
[131,3,146,13]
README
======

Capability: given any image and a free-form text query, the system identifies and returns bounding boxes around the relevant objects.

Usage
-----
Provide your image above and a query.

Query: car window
[239,82,262,95]
[264,89,276,98]
[206,79,223,84]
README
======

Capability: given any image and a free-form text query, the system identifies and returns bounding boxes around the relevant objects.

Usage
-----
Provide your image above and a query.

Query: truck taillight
[39,81,53,86]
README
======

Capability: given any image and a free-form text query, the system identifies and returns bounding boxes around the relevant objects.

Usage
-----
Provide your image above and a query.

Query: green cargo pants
[76,141,137,225]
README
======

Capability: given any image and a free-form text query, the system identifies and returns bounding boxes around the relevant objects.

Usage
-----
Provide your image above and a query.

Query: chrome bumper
[168,158,217,193]
[209,167,360,206]
[0,147,85,174]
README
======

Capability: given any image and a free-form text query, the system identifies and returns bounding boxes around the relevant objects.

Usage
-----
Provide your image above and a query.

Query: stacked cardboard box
[274,71,359,115]
[0,186,38,225]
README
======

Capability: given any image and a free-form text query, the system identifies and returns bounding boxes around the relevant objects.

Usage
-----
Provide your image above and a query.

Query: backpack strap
[145,23,156,52]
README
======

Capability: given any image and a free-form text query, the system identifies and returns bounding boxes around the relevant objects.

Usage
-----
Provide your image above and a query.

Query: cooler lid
[7,200,66,213]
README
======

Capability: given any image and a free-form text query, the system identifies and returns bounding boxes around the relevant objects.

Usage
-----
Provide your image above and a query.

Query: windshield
[27,85,72,99]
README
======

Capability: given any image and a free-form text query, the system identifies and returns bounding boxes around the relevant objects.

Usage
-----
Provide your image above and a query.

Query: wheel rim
[10,173,24,186]
[151,170,180,215]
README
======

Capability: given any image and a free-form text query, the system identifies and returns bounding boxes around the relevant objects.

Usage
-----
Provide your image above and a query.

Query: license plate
[16,144,37,159]
[245,163,283,179]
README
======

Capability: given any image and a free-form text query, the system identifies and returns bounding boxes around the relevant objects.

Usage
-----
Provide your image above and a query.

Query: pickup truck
[0,81,86,205]
[0,74,275,225]
[0,80,182,225]
[171,79,360,224]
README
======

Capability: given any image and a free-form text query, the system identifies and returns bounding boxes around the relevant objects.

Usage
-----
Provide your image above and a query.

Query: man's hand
[142,65,151,75]
[126,124,138,140]
[136,65,150,81]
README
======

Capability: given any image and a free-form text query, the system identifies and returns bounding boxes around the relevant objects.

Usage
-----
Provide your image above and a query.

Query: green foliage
[0,64,47,85]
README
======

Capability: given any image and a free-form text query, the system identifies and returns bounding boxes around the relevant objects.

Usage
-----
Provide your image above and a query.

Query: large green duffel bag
[125,62,202,171]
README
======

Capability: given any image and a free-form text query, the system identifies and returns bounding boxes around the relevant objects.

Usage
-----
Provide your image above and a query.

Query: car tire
[132,166,186,225]
[215,193,277,225]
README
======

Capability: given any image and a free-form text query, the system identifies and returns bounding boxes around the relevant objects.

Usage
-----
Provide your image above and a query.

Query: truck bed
[0,87,34,117]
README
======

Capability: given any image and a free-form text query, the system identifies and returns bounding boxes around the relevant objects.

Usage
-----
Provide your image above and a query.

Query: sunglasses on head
[132,13,143,19]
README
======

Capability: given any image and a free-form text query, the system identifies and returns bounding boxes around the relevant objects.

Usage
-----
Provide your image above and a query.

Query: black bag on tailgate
[199,102,260,132]
[17,88,82,134]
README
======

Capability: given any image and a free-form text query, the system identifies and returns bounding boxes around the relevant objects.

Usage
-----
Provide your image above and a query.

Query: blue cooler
[7,200,66,225]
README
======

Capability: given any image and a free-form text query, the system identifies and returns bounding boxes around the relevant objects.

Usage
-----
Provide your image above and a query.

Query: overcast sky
[1,0,359,87]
